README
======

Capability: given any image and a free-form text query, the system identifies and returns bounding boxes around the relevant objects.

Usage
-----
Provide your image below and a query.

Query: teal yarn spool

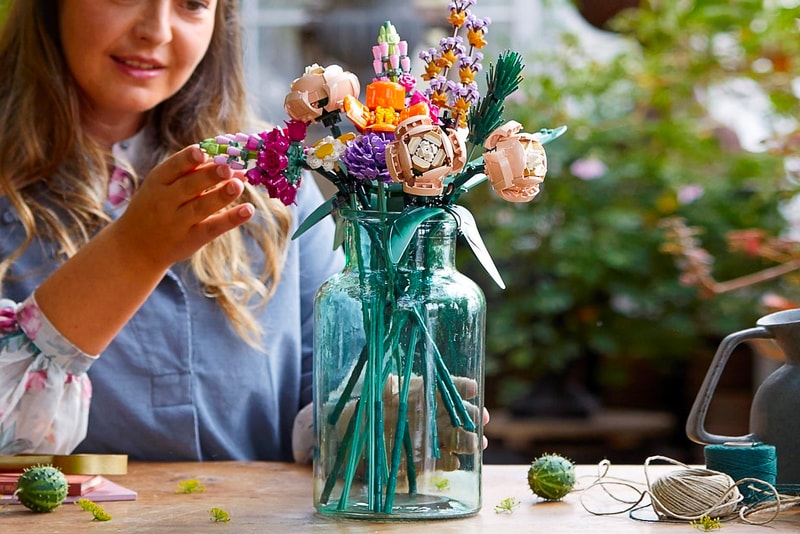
[704,443,777,504]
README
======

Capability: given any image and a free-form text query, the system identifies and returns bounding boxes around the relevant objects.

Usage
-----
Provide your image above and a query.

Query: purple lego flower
[430,75,449,94]
[341,133,392,184]
[458,51,484,71]
[465,14,490,33]
[419,47,438,64]
[449,0,476,11]
[460,82,480,104]
[439,36,466,57]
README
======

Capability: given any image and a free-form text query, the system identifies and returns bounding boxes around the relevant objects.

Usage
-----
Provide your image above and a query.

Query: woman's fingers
[451,376,478,400]
[148,148,251,235]
[442,427,479,455]
[115,148,253,269]
[188,202,254,244]
[148,145,207,186]
[178,174,244,225]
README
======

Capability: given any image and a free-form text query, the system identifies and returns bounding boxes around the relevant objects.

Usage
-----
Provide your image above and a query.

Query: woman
[0,1,342,461]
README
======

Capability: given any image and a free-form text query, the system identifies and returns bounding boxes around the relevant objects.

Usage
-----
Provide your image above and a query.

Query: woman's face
[59,0,217,135]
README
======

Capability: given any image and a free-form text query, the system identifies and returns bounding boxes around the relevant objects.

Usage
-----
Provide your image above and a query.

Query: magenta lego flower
[221,125,305,205]
[259,127,291,154]
[257,148,289,177]
[246,162,302,205]
[284,119,308,142]
[266,174,302,205]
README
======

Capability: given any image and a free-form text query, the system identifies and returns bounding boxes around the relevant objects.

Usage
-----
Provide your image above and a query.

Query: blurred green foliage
[463,0,799,404]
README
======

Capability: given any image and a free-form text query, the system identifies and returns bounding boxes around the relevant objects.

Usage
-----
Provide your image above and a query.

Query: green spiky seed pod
[15,465,69,512]
[527,453,575,501]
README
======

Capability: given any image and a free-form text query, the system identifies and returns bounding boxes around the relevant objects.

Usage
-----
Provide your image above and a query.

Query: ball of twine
[648,466,742,520]
[581,456,789,526]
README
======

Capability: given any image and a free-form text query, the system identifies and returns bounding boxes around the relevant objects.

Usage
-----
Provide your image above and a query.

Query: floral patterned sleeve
[0,295,97,455]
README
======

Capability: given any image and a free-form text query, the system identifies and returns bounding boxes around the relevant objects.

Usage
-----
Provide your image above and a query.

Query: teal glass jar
[313,209,486,520]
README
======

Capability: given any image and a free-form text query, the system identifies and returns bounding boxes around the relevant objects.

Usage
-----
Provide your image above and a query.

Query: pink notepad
[65,477,137,503]
[0,473,104,497]
[0,475,137,504]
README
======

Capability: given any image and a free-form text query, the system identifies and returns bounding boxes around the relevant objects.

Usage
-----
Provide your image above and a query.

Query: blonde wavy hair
[0,0,291,348]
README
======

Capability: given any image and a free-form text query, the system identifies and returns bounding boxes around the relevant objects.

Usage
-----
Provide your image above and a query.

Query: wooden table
[3,462,798,532]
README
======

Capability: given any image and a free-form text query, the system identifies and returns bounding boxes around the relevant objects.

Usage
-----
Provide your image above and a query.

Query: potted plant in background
[460,0,799,443]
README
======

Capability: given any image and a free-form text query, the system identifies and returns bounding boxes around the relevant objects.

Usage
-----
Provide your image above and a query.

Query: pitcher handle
[686,326,772,445]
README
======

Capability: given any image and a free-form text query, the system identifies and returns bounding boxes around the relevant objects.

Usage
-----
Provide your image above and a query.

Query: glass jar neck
[341,210,457,273]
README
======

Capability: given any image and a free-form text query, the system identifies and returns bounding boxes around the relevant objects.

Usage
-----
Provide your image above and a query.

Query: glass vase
[313,208,486,520]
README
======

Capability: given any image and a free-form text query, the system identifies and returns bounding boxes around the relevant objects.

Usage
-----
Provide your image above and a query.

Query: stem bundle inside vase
[316,214,480,516]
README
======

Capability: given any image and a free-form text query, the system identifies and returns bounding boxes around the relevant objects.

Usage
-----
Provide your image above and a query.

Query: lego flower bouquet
[201,0,563,519]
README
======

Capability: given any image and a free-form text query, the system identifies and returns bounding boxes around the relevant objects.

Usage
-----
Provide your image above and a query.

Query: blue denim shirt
[0,167,342,461]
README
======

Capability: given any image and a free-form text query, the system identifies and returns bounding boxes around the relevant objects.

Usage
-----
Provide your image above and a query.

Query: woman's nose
[133,2,173,44]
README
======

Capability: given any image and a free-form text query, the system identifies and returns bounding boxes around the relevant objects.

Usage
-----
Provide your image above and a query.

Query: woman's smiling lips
[111,55,165,79]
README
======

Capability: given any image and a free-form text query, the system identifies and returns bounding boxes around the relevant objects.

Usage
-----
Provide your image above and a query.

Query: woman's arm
[0,146,250,453]
[35,146,251,355]
[0,297,94,454]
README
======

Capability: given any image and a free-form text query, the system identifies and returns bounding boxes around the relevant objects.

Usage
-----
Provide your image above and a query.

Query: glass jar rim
[338,207,456,226]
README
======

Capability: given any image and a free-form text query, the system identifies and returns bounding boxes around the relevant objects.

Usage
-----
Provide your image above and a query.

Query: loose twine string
[578,456,800,526]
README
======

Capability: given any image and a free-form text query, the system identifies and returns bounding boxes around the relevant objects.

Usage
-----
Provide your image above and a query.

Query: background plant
[461,0,799,408]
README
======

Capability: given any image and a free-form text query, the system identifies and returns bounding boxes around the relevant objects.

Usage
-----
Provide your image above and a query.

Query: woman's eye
[184,1,210,11]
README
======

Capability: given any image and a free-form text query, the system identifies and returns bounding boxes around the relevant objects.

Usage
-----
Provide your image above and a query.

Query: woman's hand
[111,145,254,271]
[331,375,489,473]
[292,393,490,467]
[34,145,256,355]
